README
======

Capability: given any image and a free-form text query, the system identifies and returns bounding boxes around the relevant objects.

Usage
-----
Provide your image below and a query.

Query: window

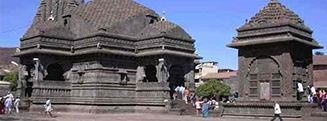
[250,74,257,80]
[250,81,257,87]
[272,80,281,95]
[250,88,258,95]
[249,74,258,96]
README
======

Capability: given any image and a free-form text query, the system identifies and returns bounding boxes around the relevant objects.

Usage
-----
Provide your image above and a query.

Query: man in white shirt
[271,101,283,121]
[297,81,304,101]
[14,97,21,113]
[43,98,53,117]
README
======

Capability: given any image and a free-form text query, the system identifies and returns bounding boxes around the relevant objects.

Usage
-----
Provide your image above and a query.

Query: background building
[194,61,218,87]
[201,70,238,93]
[313,55,327,88]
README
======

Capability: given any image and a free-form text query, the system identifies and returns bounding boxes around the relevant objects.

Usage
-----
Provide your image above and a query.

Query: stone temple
[14,0,198,113]
[226,0,323,119]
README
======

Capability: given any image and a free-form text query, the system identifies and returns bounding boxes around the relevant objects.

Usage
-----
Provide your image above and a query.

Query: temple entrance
[144,65,158,82]
[168,65,184,99]
[44,63,65,81]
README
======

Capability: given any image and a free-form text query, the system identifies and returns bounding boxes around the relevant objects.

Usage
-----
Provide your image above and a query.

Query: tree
[195,79,231,98]
[315,51,325,56]
[3,71,18,91]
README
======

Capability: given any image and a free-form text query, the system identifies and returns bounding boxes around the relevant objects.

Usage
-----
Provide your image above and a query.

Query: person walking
[43,98,53,117]
[14,97,21,113]
[195,98,202,117]
[296,81,304,101]
[4,92,14,114]
[321,90,326,111]
[202,98,210,118]
[0,98,4,114]
[184,87,190,104]
[271,101,283,121]
[310,85,316,103]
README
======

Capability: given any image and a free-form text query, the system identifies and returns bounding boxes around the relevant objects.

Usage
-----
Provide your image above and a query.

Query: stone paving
[0,112,306,121]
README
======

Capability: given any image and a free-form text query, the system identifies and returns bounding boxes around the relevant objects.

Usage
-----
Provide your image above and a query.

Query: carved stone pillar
[136,66,145,82]
[33,58,43,81]
[158,58,169,82]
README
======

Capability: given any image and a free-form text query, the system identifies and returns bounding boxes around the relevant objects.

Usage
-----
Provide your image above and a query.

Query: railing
[32,80,71,103]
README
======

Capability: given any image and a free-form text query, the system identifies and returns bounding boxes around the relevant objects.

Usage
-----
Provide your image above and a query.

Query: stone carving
[136,66,145,82]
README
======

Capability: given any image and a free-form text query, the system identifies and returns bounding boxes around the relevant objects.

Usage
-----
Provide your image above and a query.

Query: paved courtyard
[0,112,306,121]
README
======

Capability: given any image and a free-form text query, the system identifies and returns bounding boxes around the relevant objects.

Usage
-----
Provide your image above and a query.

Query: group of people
[173,86,190,104]
[306,85,327,111]
[297,82,327,112]
[0,92,21,114]
[194,97,221,118]
[0,92,53,116]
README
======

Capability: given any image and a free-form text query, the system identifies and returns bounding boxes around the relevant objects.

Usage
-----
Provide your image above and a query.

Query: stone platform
[220,101,321,120]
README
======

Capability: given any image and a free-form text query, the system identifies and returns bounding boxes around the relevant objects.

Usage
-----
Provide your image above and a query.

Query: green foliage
[3,72,18,91]
[195,79,231,98]
[315,51,325,56]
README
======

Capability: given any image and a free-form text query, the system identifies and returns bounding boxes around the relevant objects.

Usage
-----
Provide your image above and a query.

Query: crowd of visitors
[173,86,238,118]
[0,92,20,114]
[0,92,53,116]
[306,86,327,112]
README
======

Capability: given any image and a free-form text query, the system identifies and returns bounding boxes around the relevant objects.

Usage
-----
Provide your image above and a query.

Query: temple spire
[270,0,279,3]
[160,11,167,21]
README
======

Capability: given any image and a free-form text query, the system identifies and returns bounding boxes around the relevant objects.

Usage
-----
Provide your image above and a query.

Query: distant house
[313,55,327,88]
[194,61,218,87]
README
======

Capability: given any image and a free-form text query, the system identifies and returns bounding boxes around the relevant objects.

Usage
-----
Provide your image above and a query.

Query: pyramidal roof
[239,0,310,31]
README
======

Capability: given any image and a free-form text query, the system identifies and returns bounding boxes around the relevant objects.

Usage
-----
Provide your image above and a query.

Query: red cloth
[0,101,4,114]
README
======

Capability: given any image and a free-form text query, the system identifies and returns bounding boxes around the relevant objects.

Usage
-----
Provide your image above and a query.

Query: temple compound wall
[14,0,198,113]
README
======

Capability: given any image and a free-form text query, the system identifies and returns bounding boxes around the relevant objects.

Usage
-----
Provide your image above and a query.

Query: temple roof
[239,0,310,31]
[18,0,196,58]
[70,0,157,30]
[228,0,323,49]
[137,21,191,39]
[24,0,191,40]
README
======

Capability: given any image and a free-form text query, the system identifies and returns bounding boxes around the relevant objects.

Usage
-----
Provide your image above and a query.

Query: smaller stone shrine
[226,0,323,119]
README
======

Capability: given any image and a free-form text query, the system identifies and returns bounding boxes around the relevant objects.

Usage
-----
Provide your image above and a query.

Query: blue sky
[0,0,326,70]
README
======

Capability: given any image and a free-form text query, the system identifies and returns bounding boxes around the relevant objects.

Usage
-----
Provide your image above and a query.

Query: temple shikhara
[14,0,198,113]
[226,0,323,118]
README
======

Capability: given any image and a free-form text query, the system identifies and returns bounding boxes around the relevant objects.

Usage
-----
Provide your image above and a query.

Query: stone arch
[247,55,281,76]
[168,65,184,87]
[246,56,283,100]
[167,65,185,99]
[44,63,65,81]
[144,65,158,82]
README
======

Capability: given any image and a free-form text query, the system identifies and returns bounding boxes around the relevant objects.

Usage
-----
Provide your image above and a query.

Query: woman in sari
[202,98,209,118]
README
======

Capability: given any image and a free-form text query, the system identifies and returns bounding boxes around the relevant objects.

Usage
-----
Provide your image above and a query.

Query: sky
[0,0,326,70]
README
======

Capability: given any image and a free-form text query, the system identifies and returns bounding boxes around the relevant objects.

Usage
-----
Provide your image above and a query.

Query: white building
[194,61,218,87]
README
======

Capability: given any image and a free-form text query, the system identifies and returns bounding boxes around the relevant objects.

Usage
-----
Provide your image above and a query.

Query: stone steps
[168,100,196,115]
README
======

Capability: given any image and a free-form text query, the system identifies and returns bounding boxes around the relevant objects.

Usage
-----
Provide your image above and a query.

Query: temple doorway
[144,65,158,82]
[44,63,65,81]
[168,65,184,99]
